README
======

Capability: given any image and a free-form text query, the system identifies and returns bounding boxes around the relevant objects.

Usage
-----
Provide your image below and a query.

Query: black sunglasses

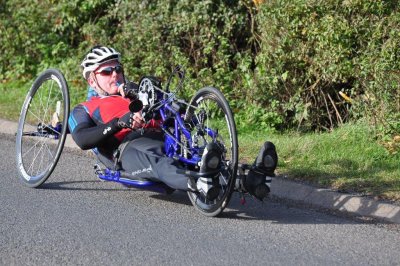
[95,65,123,76]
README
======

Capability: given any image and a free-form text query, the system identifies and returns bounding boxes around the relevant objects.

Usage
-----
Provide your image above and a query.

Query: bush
[255,0,400,137]
[0,0,398,148]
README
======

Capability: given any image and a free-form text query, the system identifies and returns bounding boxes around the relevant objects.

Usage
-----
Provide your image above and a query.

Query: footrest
[95,165,174,194]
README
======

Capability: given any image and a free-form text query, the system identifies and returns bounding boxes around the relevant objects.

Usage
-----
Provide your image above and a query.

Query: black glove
[117,112,134,129]
[123,82,139,100]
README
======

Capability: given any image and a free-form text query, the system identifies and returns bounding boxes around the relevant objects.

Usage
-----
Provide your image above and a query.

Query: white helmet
[81,46,121,79]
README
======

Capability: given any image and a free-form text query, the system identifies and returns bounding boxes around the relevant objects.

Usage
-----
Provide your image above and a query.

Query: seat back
[92,147,119,170]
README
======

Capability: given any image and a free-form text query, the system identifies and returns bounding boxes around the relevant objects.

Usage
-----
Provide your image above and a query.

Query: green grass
[0,81,30,120]
[0,80,87,121]
[238,123,400,202]
[2,81,399,202]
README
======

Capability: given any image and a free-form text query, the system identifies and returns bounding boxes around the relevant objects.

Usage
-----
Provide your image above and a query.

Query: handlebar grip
[123,82,139,100]
[129,100,143,113]
[123,82,143,112]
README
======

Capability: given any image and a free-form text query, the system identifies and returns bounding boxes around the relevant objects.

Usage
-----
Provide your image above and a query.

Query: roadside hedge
[0,0,399,143]
[255,0,400,136]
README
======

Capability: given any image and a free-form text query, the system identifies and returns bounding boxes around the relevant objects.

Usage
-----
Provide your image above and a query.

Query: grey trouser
[118,131,189,190]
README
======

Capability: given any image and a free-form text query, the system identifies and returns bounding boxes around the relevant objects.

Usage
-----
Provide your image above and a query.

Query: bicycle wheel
[16,69,70,187]
[185,87,238,217]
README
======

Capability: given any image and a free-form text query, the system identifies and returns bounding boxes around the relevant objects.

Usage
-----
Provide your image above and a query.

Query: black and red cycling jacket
[68,95,159,157]
[68,95,131,157]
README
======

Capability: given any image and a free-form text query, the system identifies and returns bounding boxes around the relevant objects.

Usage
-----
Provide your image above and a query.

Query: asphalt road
[1,134,400,265]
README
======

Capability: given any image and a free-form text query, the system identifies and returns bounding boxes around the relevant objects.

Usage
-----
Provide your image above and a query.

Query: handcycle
[15,66,273,217]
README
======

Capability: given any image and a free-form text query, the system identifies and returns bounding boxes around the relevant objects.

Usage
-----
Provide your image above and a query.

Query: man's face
[89,60,124,95]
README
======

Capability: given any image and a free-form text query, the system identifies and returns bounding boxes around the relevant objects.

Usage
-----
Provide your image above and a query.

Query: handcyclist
[68,45,278,200]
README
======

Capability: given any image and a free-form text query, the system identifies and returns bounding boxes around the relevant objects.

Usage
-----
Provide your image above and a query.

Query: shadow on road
[39,180,153,192]
[38,181,366,224]
[150,192,193,206]
[153,193,362,224]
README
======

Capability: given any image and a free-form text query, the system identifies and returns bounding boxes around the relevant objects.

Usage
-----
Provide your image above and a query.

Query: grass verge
[0,81,29,121]
[238,122,400,203]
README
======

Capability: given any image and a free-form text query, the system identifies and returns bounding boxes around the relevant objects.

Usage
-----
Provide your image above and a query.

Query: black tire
[185,87,238,217]
[16,69,70,187]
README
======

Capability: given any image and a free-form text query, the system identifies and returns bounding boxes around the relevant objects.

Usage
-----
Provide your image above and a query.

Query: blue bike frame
[96,90,218,193]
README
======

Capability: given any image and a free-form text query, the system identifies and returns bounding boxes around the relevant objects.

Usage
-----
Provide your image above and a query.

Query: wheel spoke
[26,80,62,136]
[37,137,50,176]
[26,139,43,176]
[22,137,42,160]
[25,109,61,137]
[27,108,46,128]
[43,79,54,123]
[16,69,69,186]
[186,88,238,216]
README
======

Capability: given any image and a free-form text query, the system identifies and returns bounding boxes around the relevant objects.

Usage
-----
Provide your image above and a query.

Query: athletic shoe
[196,142,223,200]
[243,141,278,200]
